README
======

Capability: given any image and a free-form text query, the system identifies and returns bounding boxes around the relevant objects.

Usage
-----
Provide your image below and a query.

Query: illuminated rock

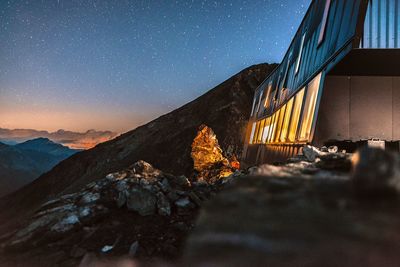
[191,125,227,172]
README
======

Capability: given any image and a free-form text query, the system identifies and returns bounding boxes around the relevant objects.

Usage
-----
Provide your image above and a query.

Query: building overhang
[329,49,400,76]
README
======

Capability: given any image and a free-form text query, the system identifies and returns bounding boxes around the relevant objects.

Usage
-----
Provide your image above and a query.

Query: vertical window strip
[318,0,332,45]
[295,33,306,75]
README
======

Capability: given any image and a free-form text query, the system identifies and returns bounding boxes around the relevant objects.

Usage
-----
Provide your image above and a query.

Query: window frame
[295,32,306,75]
[318,0,332,46]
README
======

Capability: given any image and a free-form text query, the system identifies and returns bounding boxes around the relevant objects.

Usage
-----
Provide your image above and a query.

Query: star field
[0,0,310,133]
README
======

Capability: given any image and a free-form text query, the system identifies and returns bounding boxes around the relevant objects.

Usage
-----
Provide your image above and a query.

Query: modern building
[242,0,400,166]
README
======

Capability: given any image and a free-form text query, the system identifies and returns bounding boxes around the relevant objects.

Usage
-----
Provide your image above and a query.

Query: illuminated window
[267,113,278,143]
[318,0,332,45]
[262,117,272,143]
[288,88,305,142]
[253,121,261,144]
[274,105,287,142]
[295,32,306,75]
[255,93,263,115]
[280,97,294,142]
[264,83,273,108]
[299,73,322,141]
[250,97,257,116]
[256,119,265,144]
[249,122,256,144]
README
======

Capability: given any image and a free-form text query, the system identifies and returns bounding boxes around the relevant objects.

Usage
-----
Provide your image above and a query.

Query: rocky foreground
[2,129,400,266]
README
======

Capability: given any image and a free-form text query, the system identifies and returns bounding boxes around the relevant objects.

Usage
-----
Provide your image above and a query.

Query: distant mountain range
[0,138,80,197]
[0,128,118,149]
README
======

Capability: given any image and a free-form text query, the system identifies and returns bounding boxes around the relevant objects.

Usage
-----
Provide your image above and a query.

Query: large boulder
[352,147,400,196]
[191,125,228,172]
[126,187,157,216]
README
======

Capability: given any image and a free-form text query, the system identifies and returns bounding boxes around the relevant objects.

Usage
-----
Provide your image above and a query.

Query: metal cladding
[243,0,400,165]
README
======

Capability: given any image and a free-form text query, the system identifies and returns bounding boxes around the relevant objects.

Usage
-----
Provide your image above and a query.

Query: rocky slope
[0,127,240,266]
[0,63,276,228]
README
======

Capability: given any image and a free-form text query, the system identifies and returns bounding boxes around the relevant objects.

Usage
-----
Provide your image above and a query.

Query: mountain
[0,128,118,150]
[0,63,276,230]
[16,137,81,158]
[0,139,80,197]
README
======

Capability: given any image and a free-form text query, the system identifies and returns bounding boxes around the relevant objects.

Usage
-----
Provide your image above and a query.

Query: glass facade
[288,88,305,142]
[248,72,322,145]
[262,117,272,143]
[298,73,322,141]
[362,0,400,48]
[249,122,256,144]
[280,97,294,142]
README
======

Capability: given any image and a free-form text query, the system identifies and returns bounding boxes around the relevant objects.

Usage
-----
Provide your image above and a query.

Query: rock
[175,197,191,208]
[131,160,162,181]
[302,145,322,162]
[159,178,171,192]
[191,125,227,172]
[189,192,202,207]
[79,192,100,204]
[167,191,180,202]
[101,245,113,253]
[129,241,139,257]
[328,146,338,153]
[174,175,191,188]
[116,191,127,208]
[51,213,80,232]
[127,187,157,216]
[78,252,97,267]
[70,246,87,258]
[157,192,171,216]
[352,147,400,196]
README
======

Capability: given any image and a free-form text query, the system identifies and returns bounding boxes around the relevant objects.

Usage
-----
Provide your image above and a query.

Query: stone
[78,253,97,267]
[328,146,338,153]
[352,147,400,196]
[302,145,322,162]
[175,197,191,208]
[159,178,171,192]
[51,213,80,232]
[70,246,87,258]
[157,192,171,216]
[191,125,227,172]
[188,192,202,207]
[101,245,113,253]
[129,241,139,257]
[167,191,180,202]
[127,187,157,216]
[116,191,127,208]
[79,192,100,204]
[174,175,191,188]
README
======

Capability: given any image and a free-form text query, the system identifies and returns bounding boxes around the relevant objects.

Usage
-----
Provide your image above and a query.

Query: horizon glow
[0,0,310,133]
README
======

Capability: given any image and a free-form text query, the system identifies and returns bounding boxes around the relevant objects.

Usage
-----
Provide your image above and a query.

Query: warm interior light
[299,73,322,141]
[288,88,305,142]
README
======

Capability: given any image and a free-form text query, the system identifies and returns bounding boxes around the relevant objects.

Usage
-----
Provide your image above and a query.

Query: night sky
[0,0,310,133]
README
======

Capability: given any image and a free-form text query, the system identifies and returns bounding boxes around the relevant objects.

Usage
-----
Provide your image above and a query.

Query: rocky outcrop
[191,125,227,172]
[0,160,240,266]
[191,125,236,183]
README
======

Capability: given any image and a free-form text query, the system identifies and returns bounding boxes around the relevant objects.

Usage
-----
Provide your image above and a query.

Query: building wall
[314,75,400,145]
